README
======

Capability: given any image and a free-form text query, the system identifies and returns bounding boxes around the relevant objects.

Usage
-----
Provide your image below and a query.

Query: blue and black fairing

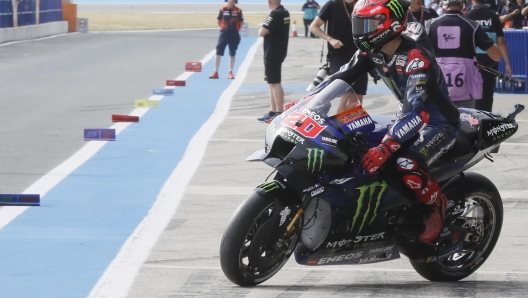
[429,108,519,181]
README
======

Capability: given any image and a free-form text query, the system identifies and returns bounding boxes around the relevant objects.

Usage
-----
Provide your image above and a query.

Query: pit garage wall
[0,0,68,44]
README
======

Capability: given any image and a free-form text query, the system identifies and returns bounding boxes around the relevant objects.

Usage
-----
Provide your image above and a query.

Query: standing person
[428,0,445,15]
[257,0,290,123]
[465,0,512,112]
[309,0,369,109]
[500,0,524,28]
[408,0,439,24]
[209,0,244,80]
[426,0,501,109]
[302,0,320,38]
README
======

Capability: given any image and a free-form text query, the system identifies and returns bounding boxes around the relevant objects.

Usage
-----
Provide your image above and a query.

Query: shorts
[328,52,368,95]
[264,59,282,84]
[216,31,240,57]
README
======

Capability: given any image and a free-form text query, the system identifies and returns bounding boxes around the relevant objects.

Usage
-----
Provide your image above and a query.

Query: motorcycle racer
[317,0,461,243]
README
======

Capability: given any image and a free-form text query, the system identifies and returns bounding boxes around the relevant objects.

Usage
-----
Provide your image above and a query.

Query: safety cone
[292,20,298,37]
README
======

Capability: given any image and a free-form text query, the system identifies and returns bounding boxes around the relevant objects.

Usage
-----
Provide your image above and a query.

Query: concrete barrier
[0,21,68,44]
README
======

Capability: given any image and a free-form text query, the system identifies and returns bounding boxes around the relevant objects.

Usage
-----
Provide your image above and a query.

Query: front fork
[286,194,312,234]
[262,194,312,252]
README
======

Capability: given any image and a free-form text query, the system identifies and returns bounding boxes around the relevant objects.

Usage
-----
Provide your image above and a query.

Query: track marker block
[0,194,40,206]
[166,80,185,87]
[112,114,139,122]
[84,129,116,141]
[153,88,175,95]
[134,100,160,108]
[185,62,202,72]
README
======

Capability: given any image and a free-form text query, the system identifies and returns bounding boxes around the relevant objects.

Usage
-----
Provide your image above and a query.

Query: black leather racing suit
[325,22,461,203]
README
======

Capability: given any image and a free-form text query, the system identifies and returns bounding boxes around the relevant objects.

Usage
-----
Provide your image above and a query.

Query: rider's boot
[414,178,447,243]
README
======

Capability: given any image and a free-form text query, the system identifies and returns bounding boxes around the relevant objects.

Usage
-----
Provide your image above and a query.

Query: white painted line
[501,142,528,146]
[0,50,215,231]
[209,138,262,142]
[87,37,264,298]
[141,264,528,275]
[0,32,77,47]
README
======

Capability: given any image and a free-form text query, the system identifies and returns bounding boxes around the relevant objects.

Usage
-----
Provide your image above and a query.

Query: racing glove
[362,135,401,174]
[368,69,381,85]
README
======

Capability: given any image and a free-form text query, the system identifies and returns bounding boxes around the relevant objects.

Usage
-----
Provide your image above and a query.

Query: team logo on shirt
[405,49,430,74]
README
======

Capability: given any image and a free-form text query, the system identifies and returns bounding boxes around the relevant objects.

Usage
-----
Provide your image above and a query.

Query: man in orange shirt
[209,0,244,80]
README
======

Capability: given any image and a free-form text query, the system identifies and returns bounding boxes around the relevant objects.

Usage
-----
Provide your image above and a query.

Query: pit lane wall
[0,0,67,44]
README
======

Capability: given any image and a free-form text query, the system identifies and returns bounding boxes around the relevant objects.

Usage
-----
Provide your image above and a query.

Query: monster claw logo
[307,148,325,173]
[361,41,370,49]
[351,180,388,232]
[387,0,404,19]
[258,181,282,192]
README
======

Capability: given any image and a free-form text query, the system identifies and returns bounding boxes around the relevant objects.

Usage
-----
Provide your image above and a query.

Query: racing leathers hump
[331,22,460,144]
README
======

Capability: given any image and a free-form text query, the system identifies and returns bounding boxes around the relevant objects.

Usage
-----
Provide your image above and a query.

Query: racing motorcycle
[219,79,524,286]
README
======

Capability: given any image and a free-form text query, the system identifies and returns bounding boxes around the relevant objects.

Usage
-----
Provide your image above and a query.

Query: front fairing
[264,80,395,170]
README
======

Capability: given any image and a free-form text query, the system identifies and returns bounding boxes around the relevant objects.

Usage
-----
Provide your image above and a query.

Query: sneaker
[419,194,447,243]
[257,111,273,122]
[209,71,219,79]
[266,112,282,123]
[227,71,235,79]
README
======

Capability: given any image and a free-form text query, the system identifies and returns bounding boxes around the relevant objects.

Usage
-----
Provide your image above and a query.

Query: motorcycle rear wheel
[220,192,298,286]
[410,172,503,281]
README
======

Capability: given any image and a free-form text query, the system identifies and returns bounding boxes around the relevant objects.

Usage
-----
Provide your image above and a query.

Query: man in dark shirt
[500,0,524,28]
[408,0,439,24]
[309,0,369,107]
[465,0,512,111]
[209,0,244,80]
[257,0,290,122]
[426,0,501,109]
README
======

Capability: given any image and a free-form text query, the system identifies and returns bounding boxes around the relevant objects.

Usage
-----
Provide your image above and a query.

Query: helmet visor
[352,16,381,37]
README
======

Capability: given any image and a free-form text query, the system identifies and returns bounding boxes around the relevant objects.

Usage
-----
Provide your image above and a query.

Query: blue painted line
[0,36,257,298]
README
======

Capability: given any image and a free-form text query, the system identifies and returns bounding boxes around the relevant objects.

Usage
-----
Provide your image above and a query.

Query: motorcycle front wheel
[410,172,503,281]
[220,191,299,286]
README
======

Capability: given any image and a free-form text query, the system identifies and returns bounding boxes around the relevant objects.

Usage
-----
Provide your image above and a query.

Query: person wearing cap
[465,0,512,112]
[209,0,244,80]
[425,0,501,109]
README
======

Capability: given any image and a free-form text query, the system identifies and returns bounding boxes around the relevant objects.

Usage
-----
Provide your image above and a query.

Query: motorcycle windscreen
[304,79,376,134]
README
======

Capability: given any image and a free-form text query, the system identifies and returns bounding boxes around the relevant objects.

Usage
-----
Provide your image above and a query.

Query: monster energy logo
[351,180,388,232]
[307,148,325,173]
[361,41,370,49]
[387,0,404,19]
[258,181,282,192]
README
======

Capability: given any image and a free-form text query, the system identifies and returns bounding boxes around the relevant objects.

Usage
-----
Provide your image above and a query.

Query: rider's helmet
[352,0,411,52]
